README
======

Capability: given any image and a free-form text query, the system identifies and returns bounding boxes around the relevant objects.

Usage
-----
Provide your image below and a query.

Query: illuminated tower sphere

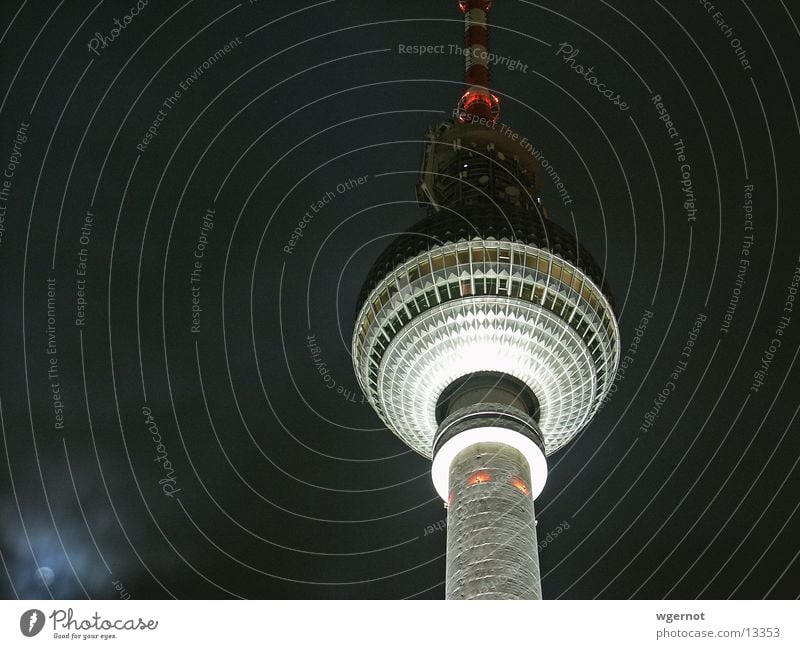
[352,0,620,599]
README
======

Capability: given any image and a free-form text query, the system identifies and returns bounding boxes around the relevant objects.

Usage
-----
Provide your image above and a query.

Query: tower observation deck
[352,0,620,599]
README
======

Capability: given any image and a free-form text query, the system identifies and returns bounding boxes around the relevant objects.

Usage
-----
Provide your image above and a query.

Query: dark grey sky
[0,0,798,599]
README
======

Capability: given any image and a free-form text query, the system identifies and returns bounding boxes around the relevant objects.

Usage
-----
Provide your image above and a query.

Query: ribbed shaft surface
[446,442,541,599]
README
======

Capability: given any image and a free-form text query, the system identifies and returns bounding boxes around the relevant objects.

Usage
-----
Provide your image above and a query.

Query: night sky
[1,0,799,600]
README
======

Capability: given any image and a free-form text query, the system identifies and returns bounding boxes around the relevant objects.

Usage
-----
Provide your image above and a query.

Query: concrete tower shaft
[446,442,540,599]
[433,389,546,600]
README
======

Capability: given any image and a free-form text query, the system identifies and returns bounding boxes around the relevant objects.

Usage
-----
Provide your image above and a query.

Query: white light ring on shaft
[431,426,548,501]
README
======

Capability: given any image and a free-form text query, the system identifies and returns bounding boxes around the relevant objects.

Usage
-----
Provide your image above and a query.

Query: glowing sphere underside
[379,297,595,456]
[353,238,620,458]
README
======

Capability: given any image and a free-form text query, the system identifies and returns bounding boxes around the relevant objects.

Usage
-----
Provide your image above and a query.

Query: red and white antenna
[457,0,500,122]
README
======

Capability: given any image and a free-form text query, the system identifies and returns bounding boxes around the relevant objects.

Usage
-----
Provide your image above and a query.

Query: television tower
[352,0,620,599]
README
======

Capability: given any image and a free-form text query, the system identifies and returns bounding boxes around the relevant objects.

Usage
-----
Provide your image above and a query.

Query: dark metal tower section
[415,116,541,215]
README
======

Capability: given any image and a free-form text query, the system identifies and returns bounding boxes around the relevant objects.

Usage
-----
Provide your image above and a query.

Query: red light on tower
[467,471,493,485]
[511,477,531,496]
[459,0,492,12]
[457,90,500,123]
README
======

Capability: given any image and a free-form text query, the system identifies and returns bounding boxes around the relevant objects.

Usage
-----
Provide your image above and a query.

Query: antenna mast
[457,0,500,122]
